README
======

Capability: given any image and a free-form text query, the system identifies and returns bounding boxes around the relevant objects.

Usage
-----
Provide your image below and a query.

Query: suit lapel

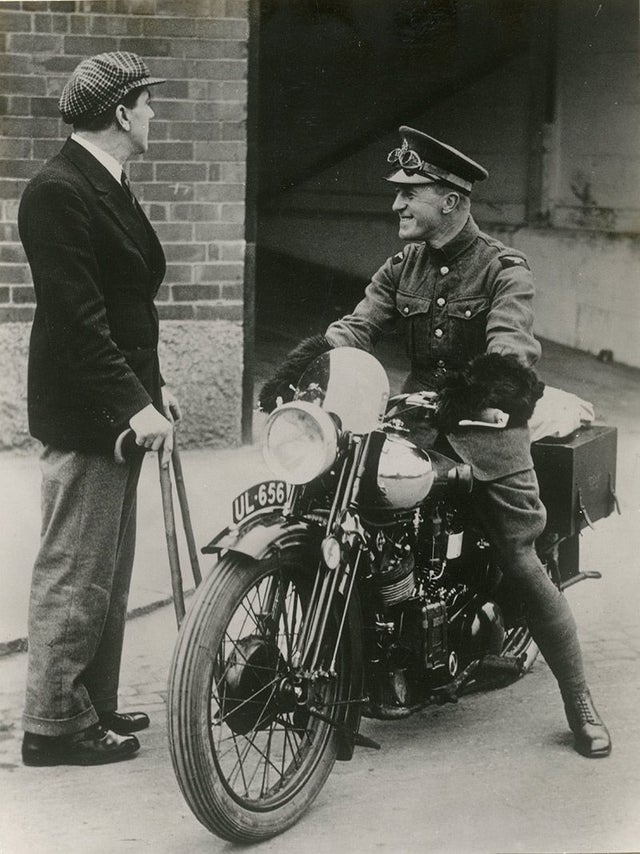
[101,183,153,260]
[60,138,162,268]
[133,196,166,289]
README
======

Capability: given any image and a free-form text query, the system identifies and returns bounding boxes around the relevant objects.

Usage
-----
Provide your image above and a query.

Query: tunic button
[436,297,446,307]
[403,306,409,314]
[434,328,443,338]
[440,266,449,275]
[437,360,446,367]
[464,309,472,318]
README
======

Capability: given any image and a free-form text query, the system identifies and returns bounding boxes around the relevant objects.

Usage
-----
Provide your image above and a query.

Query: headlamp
[262,401,339,485]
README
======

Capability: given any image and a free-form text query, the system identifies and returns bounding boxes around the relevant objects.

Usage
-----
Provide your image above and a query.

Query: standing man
[260,126,611,759]
[19,52,180,766]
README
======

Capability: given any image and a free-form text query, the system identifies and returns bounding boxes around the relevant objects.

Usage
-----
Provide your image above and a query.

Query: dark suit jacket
[19,138,166,453]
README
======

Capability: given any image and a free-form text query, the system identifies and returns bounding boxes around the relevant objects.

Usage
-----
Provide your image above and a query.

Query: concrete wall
[0,0,250,450]
[260,0,640,368]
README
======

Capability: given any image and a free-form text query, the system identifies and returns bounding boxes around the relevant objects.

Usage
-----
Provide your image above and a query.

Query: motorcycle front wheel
[167,538,356,842]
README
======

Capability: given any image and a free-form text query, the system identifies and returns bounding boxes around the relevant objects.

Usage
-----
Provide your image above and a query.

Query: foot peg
[431,654,525,704]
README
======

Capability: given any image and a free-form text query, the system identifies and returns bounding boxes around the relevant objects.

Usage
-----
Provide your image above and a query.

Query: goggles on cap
[387,141,431,174]
[386,138,473,193]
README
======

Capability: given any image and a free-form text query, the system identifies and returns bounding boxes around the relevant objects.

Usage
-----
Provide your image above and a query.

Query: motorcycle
[166,347,618,843]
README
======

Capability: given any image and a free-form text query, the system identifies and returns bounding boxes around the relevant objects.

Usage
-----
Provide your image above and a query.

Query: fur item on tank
[258,334,333,413]
[433,352,545,434]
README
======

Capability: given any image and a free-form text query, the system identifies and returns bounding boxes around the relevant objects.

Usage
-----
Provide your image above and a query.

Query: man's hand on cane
[161,386,182,425]
[129,403,174,467]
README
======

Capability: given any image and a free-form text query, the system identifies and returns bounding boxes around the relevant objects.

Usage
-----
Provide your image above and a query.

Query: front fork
[290,433,370,678]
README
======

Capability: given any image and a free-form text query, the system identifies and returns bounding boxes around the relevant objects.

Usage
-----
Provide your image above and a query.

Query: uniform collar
[431,215,479,263]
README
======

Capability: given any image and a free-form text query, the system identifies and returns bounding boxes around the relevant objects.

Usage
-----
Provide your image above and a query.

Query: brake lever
[405,391,438,409]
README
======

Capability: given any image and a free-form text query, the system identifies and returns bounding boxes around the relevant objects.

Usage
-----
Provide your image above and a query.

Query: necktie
[120,172,135,205]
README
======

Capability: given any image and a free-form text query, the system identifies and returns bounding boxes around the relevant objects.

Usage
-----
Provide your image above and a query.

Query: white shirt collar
[70,133,125,185]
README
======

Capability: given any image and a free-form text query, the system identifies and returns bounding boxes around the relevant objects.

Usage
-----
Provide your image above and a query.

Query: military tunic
[325,216,541,480]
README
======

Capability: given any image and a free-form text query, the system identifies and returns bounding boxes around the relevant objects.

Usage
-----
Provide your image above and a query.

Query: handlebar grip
[114,429,142,465]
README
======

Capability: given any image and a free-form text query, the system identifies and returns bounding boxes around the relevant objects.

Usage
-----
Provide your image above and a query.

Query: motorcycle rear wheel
[167,539,354,842]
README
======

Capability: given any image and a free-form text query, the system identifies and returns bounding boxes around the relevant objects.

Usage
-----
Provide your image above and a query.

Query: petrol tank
[362,433,436,511]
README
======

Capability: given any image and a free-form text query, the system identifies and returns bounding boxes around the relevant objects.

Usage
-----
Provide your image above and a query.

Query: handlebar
[384,390,508,430]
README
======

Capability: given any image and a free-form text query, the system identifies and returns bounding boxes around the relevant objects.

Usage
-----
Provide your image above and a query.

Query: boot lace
[571,692,601,726]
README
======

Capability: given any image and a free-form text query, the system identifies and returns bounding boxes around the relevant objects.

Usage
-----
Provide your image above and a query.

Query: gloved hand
[258,376,296,414]
[433,353,544,434]
[258,334,333,413]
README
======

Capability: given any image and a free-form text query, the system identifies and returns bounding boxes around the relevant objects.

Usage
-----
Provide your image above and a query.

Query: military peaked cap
[386,126,488,194]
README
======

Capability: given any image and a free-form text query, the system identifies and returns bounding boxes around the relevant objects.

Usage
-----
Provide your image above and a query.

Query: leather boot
[22,724,140,766]
[99,710,150,734]
[563,688,611,758]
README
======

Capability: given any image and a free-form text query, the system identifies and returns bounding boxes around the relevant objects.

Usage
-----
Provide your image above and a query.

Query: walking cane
[170,445,202,589]
[115,429,202,627]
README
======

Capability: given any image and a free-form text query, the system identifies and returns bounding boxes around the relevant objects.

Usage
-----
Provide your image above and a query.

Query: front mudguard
[202,512,314,561]
[202,513,363,761]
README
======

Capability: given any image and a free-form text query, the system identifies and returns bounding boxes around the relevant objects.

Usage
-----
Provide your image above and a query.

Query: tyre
[167,535,358,842]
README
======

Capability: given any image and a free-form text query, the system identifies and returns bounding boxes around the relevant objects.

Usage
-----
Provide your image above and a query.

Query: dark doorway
[248,0,534,430]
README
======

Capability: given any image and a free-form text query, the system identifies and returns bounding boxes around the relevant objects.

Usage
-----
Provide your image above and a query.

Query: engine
[362,500,504,717]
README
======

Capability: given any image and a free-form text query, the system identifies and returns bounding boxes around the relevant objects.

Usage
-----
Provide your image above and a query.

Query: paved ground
[1,334,639,853]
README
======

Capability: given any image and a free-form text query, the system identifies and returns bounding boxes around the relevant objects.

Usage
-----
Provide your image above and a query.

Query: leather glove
[258,334,333,413]
[433,352,545,434]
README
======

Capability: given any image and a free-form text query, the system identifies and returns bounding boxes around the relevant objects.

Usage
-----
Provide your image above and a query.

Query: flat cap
[59,51,165,124]
[386,126,488,194]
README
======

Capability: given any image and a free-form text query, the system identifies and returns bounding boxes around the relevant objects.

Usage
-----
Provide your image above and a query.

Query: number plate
[231,480,288,525]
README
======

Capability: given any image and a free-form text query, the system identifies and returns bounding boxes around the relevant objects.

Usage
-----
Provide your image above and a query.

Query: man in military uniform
[260,126,611,758]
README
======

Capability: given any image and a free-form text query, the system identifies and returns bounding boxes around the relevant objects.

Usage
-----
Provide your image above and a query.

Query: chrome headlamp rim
[262,401,339,485]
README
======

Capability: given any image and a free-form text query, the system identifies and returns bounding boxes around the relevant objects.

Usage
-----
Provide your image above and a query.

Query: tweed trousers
[23,446,143,736]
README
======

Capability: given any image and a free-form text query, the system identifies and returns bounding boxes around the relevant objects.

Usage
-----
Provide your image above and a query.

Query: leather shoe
[563,688,612,758]
[22,724,139,766]
[99,710,150,734]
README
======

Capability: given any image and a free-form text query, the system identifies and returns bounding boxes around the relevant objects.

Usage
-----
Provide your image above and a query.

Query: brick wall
[0,0,251,448]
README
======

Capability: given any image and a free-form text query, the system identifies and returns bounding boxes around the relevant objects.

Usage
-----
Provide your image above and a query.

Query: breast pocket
[396,292,433,362]
[447,296,489,357]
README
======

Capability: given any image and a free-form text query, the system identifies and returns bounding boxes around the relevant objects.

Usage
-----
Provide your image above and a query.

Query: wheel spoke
[282,721,302,772]
[242,728,288,783]
[214,675,281,726]
[278,579,296,659]
[214,720,302,764]
[259,723,275,798]
[228,732,252,796]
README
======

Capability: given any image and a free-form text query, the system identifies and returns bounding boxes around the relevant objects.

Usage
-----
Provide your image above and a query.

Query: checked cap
[59,51,165,124]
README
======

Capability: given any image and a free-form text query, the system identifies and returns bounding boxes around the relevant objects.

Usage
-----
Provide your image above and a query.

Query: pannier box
[531,424,617,539]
